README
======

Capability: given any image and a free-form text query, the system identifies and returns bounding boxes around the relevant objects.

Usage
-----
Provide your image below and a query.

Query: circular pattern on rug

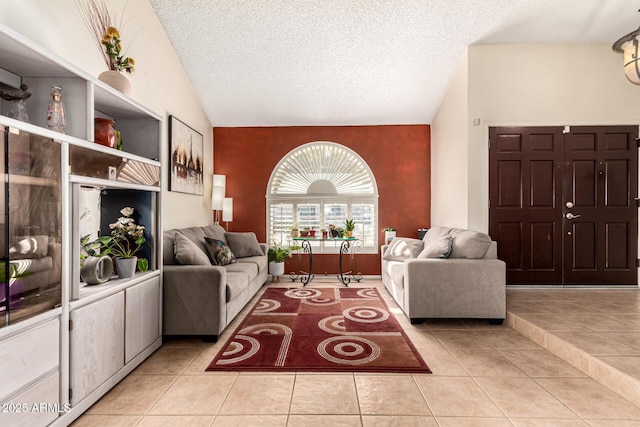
[357,288,378,299]
[318,315,347,334]
[317,336,380,365]
[343,305,389,323]
[216,335,260,365]
[253,298,281,314]
[284,288,322,299]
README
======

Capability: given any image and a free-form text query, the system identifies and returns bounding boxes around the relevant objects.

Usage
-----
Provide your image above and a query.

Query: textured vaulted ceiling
[149,0,637,127]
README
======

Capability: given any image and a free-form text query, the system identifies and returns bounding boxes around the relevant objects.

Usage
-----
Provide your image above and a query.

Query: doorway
[489,125,638,285]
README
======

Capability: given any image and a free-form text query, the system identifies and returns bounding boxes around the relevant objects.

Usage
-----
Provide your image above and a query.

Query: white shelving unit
[0,24,163,427]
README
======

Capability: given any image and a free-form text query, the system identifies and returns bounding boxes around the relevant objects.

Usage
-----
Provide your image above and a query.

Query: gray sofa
[163,224,268,341]
[381,226,506,324]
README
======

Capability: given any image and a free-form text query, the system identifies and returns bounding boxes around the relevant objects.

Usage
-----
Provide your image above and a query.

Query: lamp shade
[213,174,226,189]
[613,27,640,85]
[212,185,225,210]
[222,197,233,222]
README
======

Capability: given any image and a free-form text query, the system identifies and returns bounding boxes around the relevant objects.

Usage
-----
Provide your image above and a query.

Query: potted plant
[382,227,396,243]
[290,222,299,238]
[309,228,316,237]
[320,228,328,238]
[108,207,146,278]
[344,218,355,237]
[300,227,310,237]
[268,242,293,277]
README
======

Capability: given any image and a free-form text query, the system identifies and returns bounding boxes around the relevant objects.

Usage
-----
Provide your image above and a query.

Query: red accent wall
[213,125,430,275]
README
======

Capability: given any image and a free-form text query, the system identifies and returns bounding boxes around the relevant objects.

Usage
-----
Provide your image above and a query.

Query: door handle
[565,213,581,220]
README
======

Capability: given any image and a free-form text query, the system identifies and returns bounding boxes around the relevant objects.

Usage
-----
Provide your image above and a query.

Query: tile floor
[71,280,640,427]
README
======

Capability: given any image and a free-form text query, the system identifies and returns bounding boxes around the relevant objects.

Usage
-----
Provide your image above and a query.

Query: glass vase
[46,85,66,134]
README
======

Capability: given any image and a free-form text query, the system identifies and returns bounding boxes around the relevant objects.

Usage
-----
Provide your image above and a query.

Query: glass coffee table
[290,237,363,286]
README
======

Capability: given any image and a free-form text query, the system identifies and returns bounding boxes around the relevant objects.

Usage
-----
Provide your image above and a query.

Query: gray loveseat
[163,224,268,341]
[381,226,506,324]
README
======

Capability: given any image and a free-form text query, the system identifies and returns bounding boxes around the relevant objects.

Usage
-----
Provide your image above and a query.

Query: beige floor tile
[287,414,362,426]
[218,374,294,415]
[435,417,513,427]
[403,329,448,352]
[136,415,215,426]
[431,330,494,350]
[86,374,177,415]
[361,415,437,426]
[134,346,203,375]
[414,376,503,417]
[559,313,634,332]
[355,375,430,415]
[162,337,211,348]
[585,420,640,427]
[415,347,469,376]
[290,374,359,414]
[553,331,640,356]
[499,349,586,378]
[149,375,236,415]
[516,313,588,332]
[506,301,554,314]
[510,418,589,426]
[211,414,287,426]
[449,349,526,377]
[475,377,577,418]
[606,314,640,330]
[607,332,640,350]
[536,377,640,419]
[597,355,640,380]
[474,329,542,350]
[183,346,229,374]
[70,414,141,426]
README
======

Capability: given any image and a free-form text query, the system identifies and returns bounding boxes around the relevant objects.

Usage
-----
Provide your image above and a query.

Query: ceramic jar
[94,118,117,148]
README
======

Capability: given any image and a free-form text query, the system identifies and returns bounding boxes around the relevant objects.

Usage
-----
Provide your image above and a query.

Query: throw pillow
[449,229,492,259]
[382,237,424,261]
[225,232,263,258]
[9,235,49,259]
[174,233,211,265]
[204,237,237,266]
[418,234,453,259]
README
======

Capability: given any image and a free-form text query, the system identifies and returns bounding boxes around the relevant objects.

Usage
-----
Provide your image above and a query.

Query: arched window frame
[267,141,379,254]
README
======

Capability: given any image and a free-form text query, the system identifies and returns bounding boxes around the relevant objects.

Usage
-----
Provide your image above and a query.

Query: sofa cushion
[225,272,248,303]
[418,234,453,259]
[383,237,423,261]
[225,261,258,279]
[174,233,211,265]
[421,226,453,247]
[237,255,268,274]
[449,229,492,259]
[226,232,263,258]
[205,237,237,266]
[389,262,405,289]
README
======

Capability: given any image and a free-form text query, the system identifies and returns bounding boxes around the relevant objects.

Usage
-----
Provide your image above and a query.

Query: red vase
[94,118,117,148]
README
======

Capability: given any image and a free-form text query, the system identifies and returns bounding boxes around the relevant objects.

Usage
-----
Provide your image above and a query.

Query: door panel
[563,126,638,284]
[490,127,564,284]
[490,125,638,285]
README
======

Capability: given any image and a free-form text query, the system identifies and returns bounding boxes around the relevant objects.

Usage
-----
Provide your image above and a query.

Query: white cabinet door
[125,276,160,363]
[0,371,60,427]
[70,292,125,405]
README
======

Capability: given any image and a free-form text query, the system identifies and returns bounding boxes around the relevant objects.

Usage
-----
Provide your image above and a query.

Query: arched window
[267,141,379,253]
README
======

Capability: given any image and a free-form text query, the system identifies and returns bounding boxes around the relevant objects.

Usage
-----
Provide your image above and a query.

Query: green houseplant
[344,218,355,237]
[108,207,147,278]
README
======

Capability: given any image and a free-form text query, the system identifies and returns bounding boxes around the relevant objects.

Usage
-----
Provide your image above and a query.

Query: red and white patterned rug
[206,287,431,373]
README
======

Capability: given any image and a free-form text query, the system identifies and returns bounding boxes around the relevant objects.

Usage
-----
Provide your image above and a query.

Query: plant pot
[80,255,113,285]
[291,229,299,238]
[309,230,316,237]
[269,261,285,276]
[321,231,328,238]
[98,70,132,96]
[346,231,353,237]
[384,230,396,243]
[300,230,309,237]
[116,256,137,279]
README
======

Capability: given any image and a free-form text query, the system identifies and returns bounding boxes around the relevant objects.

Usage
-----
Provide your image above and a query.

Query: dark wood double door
[489,126,638,285]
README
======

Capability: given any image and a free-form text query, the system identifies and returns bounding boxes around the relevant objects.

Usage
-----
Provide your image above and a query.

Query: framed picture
[169,115,204,195]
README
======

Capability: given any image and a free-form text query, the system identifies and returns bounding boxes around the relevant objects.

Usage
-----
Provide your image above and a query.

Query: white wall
[434,43,640,233]
[431,50,470,229]
[0,0,214,230]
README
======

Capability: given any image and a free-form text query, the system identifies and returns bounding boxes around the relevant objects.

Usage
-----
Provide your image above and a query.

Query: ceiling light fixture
[613,16,640,85]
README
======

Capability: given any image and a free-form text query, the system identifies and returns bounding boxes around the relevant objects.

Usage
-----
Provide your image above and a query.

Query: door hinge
[636,137,640,148]
[69,319,73,331]
[488,139,491,149]
[637,259,640,268]
[488,199,491,208]
[563,125,570,134]
[635,198,640,207]
[69,388,72,401]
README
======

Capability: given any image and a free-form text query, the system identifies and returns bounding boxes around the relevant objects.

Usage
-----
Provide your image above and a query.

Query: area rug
[206,287,431,373]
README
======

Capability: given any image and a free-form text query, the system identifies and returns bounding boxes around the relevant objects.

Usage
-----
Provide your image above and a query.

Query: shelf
[69,175,161,192]
[71,270,160,309]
